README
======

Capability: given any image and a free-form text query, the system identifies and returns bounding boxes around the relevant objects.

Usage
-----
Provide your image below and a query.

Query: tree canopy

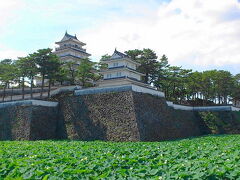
[0,47,239,106]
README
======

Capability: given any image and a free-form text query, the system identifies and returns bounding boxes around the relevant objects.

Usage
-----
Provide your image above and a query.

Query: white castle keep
[97,49,150,88]
[54,31,91,65]
[52,32,154,89]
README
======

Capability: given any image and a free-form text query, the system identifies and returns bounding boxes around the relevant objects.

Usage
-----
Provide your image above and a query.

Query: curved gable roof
[61,31,78,41]
[110,49,129,59]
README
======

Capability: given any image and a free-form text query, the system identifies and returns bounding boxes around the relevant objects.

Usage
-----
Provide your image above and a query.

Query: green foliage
[154,66,237,105]
[123,49,238,105]
[98,54,111,70]
[0,59,18,86]
[0,135,240,179]
[123,48,238,105]
[76,58,98,87]
[235,112,240,122]
[232,73,240,102]
[125,49,159,83]
[30,48,61,97]
[199,112,218,122]
[199,112,219,133]
[60,61,78,85]
[0,59,18,101]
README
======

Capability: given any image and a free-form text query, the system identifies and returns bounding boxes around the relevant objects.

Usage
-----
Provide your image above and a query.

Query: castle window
[113,62,118,67]
[117,72,122,77]
[107,74,112,78]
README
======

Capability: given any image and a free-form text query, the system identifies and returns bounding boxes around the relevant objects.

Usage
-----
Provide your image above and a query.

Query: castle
[54,31,91,65]
[0,32,239,142]
[55,32,152,89]
[54,32,240,108]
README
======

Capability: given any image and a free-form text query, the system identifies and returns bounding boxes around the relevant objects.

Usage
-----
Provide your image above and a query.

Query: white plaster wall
[128,72,141,80]
[56,48,87,59]
[103,70,126,79]
[103,69,141,81]
[166,101,240,112]
[50,86,81,96]
[166,101,174,107]
[0,100,58,109]
[98,80,133,87]
[172,104,194,111]
[107,60,137,69]
[125,61,136,70]
[232,106,240,111]
[131,85,165,97]
[108,61,124,68]
[75,84,164,97]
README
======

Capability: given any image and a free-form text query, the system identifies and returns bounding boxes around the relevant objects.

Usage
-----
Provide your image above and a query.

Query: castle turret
[54,31,91,65]
[98,49,151,88]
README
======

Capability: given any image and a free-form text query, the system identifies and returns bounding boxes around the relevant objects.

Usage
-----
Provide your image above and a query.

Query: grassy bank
[0,135,240,179]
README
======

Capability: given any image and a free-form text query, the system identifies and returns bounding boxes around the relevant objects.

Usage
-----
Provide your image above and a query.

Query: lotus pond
[0,135,240,179]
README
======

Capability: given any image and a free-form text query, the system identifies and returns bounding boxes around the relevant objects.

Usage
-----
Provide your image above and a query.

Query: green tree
[26,54,38,98]
[33,48,60,98]
[44,54,61,98]
[62,61,78,85]
[16,57,29,99]
[154,55,170,93]
[54,66,69,86]
[186,71,203,101]
[0,60,17,101]
[124,49,142,60]
[76,58,97,88]
[125,49,159,83]
[232,74,240,106]
[214,70,234,104]
[98,54,111,70]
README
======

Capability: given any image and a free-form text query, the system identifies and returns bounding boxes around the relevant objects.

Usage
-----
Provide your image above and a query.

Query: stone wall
[0,102,59,140]
[57,91,212,141]
[57,91,140,141]
[197,111,240,134]
[132,93,210,141]
[1,90,239,141]
[0,106,30,140]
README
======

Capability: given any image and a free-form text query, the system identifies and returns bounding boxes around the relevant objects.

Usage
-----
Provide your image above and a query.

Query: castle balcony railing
[56,45,86,52]
[107,66,137,71]
[103,76,143,83]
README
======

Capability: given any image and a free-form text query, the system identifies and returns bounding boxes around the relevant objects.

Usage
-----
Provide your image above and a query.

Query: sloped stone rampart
[132,93,211,141]
[196,111,240,134]
[1,91,240,141]
[0,101,59,140]
[57,91,209,141]
[0,106,31,140]
[57,91,240,141]
[74,85,164,97]
[57,91,140,141]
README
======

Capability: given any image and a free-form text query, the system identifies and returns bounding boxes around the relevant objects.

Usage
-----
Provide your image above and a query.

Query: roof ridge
[64,31,78,40]
[113,49,129,58]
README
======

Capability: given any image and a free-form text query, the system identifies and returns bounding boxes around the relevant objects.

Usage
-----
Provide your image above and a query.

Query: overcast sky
[0,0,240,74]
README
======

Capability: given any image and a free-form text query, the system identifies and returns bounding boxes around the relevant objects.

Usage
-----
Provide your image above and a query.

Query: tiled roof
[69,47,91,55]
[61,31,79,41]
[102,49,140,66]
[113,49,129,58]
[105,49,129,60]
[59,54,82,59]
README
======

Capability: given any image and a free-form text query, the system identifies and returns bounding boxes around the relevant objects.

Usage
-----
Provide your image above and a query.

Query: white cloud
[0,45,27,60]
[0,0,25,32]
[81,0,240,70]
[1,0,240,73]
[0,0,27,60]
